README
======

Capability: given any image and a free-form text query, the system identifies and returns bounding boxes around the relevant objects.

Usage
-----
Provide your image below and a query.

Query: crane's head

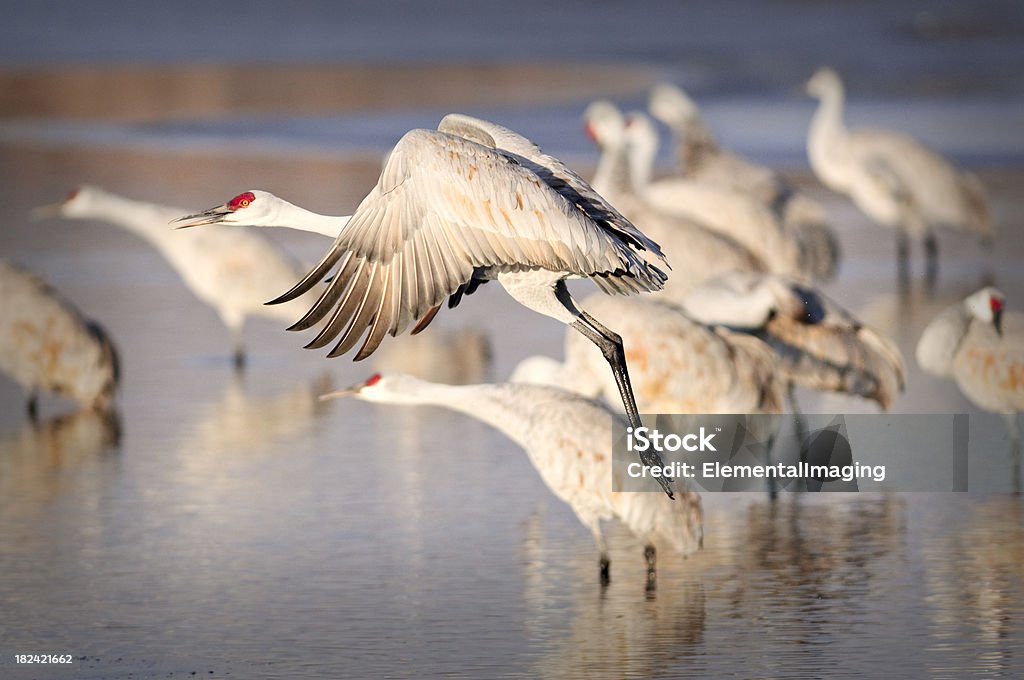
[805,67,841,99]
[648,83,699,126]
[965,287,1005,335]
[173,190,280,228]
[581,100,625,149]
[318,372,434,405]
[32,185,107,220]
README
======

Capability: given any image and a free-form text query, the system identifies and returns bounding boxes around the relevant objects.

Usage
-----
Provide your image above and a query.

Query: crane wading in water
[175,113,676,498]
[322,372,704,583]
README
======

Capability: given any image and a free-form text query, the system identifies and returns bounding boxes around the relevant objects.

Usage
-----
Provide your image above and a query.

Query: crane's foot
[26,393,39,424]
[599,554,611,587]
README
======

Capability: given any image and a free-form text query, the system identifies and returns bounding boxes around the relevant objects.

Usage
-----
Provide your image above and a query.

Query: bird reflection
[176,372,333,459]
[0,408,121,510]
[523,509,707,679]
[922,496,1024,675]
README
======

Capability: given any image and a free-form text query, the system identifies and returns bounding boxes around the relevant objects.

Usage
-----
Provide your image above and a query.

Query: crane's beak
[994,308,1003,336]
[30,203,63,221]
[318,384,362,401]
[172,204,231,229]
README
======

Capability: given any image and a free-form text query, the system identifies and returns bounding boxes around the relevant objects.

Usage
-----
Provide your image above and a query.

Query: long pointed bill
[171,205,232,229]
[318,385,362,401]
[994,308,1004,336]
[30,203,63,221]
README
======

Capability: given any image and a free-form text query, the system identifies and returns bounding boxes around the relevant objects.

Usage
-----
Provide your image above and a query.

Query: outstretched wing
[272,126,668,361]
[438,113,668,261]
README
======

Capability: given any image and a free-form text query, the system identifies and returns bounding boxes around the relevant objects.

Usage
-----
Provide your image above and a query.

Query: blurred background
[1,1,1023,678]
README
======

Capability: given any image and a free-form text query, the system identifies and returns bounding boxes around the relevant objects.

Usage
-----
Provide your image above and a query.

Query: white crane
[581,100,768,300]
[322,372,703,582]
[682,272,906,411]
[511,292,784,416]
[620,110,805,278]
[35,185,319,369]
[648,83,840,281]
[917,287,1022,456]
[174,114,677,498]
[805,67,993,288]
[0,260,119,419]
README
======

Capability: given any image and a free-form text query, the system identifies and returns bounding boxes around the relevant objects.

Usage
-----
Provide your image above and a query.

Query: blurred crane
[36,186,318,369]
[323,372,703,583]
[0,261,119,419]
[805,67,992,289]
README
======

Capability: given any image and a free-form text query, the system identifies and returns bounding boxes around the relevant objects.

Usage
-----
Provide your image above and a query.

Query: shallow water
[2,2,1024,676]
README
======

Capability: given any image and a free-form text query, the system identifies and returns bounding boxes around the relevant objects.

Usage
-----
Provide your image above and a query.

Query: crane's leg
[896,231,911,292]
[26,391,39,423]
[644,544,657,592]
[571,310,675,500]
[231,329,246,372]
[584,517,611,586]
[1007,413,1021,494]
[924,232,939,295]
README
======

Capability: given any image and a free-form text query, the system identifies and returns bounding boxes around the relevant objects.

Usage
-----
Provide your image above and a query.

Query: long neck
[809,82,847,161]
[370,379,539,450]
[75,192,185,248]
[592,138,631,198]
[264,200,349,237]
[627,136,656,193]
[679,117,719,174]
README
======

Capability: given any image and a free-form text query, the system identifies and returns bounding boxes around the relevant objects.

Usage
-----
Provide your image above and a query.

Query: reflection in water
[176,373,333,458]
[923,497,1024,677]
[0,408,121,511]
[523,509,707,679]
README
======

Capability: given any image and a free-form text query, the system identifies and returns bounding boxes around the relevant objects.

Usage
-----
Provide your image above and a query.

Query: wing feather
[282,124,667,358]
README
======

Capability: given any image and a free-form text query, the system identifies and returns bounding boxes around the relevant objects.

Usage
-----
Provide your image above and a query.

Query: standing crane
[917,288,1023,458]
[0,261,119,419]
[511,293,784,416]
[321,372,703,583]
[681,272,906,411]
[805,67,992,289]
[648,83,839,281]
[174,114,676,498]
[580,100,768,300]
[36,185,319,369]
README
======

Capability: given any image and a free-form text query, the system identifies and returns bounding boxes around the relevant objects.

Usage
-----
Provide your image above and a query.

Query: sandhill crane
[917,288,1023,457]
[620,110,804,278]
[0,261,119,419]
[648,83,840,281]
[322,372,703,582]
[511,292,784,415]
[682,272,906,411]
[35,185,318,369]
[580,100,768,299]
[805,67,992,289]
[175,114,676,498]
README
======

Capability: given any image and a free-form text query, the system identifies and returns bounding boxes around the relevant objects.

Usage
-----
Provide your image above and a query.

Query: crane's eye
[228,191,256,211]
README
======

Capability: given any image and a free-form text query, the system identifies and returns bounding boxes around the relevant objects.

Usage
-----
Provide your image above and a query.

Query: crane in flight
[322,372,703,584]
[175,113,676,497]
